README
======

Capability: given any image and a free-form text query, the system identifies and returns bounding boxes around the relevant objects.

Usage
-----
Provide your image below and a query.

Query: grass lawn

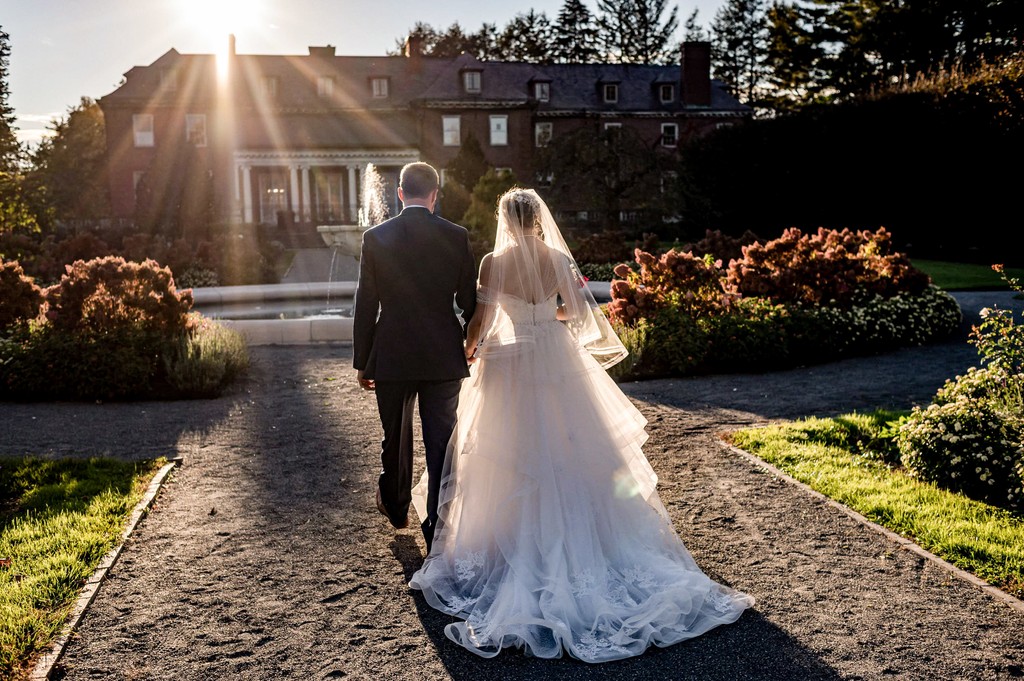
[730,411,1024,598]
[0,456,164,679]
[912,259,1024,291]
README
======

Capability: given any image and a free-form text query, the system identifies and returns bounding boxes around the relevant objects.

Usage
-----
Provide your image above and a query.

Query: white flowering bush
[896,265,1024,510]
[898,395,1024,509]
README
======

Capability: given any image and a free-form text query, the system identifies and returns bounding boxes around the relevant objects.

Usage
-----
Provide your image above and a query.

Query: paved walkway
[5,292,1024,680]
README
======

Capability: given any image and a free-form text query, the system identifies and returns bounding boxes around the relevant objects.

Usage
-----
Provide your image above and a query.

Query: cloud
[16,128,55,148]
[16,112,63,125]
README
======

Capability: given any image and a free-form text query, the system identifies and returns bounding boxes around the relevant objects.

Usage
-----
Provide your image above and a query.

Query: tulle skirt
[409,320,753,663]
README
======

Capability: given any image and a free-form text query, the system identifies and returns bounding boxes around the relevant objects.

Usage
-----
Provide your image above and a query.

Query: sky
[4,0,725,147]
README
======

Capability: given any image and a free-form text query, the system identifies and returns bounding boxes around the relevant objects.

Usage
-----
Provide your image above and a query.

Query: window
[489,115,508,146]
[463,71,481,93]
[133,114,154,147]
[160,69,177,91]
[603,83,619,103]
[604,122,621,131]
[535,122,553,147]
[659,84,675,103]
[495,167,512,176]
[661,171,678,194]
[443,116,461,146]
[661,123,678,147]
[371,77,389,98]
[535,171,554,188]
[576,211,589,221]
[535,82,550,102]
[186,114,207,147]
[317,76,334,98]
[439,169,448,187]
[261,76,278,98]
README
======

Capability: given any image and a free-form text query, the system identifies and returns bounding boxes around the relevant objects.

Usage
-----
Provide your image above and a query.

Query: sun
[180,0,263,45]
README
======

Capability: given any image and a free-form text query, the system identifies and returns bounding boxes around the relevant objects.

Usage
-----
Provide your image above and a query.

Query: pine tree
[596,0,680,64]
[710,0,770,104]
[764,2,826,109]
[552,0,601,63]
[684,8,709,41]
[0,27,20,170]
[498,11,555,63]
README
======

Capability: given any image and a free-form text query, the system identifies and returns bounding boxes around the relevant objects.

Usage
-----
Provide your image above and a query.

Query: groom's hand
[465,345,478,365]
[357,370,375,391]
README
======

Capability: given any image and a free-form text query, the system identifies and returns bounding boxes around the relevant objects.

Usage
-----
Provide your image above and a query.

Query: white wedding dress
[409,289,754,663]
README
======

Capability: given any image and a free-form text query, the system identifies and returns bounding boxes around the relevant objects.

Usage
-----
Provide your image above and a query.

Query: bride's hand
[465,345,478,365]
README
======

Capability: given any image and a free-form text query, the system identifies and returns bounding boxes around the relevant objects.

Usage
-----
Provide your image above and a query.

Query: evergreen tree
[764,2,827,109]
[683,8,709,41]
[552,0,601,63]
[597,0,680,64]
[441,134,490,222]
[461,168,518,260]
[0,26,38,236]
[711,0,770,104]
[0,27,18,169]
[24,98,110,228]
[498,11,555,63]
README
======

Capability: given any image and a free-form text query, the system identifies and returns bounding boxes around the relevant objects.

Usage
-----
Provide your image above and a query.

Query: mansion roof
[101,45,749,116]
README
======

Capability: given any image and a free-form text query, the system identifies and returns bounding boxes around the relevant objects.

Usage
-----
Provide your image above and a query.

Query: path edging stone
[717,439,1024,615]
[29,457,182,681]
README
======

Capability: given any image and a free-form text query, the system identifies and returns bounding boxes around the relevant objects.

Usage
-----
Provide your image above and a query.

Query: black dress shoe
[376,487,409,529]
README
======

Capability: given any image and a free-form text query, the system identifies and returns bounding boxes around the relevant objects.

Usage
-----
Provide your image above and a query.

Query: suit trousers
[374,379,461,548]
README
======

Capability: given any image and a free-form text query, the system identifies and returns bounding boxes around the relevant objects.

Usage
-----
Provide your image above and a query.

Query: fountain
[316,163,388,257]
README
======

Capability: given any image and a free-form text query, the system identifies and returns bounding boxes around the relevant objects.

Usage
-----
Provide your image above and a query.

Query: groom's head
[398,162,439,210]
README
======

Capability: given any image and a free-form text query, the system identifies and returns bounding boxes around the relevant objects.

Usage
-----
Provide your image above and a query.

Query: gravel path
[5,296,1024,680]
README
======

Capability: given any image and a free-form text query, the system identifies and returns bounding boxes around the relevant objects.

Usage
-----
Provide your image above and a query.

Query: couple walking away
[353,162,753,663]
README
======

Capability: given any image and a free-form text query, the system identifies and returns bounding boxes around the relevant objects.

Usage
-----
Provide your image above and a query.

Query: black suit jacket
[352,206,478,382]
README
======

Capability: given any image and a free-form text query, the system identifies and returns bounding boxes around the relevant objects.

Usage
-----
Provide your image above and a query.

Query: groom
[353,162,477,552]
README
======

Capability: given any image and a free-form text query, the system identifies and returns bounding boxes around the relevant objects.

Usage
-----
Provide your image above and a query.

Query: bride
[409,188,753,662]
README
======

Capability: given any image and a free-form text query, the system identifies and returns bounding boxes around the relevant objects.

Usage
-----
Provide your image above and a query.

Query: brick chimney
[308,45,336,58]
[404,35,424,59]
[681,41,711,107]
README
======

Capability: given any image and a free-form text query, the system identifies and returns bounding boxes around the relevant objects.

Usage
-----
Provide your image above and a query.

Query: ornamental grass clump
[897,266,1024,510]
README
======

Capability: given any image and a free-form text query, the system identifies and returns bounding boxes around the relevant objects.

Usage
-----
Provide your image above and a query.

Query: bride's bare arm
[464,255,493,359]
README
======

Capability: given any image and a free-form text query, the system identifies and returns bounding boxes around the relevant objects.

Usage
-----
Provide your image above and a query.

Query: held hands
[357,370,375,391]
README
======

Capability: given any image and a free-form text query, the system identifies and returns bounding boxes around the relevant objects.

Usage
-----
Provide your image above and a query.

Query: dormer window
[318,76,335,98]
[371,77,389,98]
[535,82,550,102]
[603,83,619,103]
[463,70,482,93]
[261,76,278,99]
[659,84,675,103]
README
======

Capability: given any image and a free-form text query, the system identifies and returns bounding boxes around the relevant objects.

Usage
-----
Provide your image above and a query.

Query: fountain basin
[190,281,613,346]
[317,224,366,256]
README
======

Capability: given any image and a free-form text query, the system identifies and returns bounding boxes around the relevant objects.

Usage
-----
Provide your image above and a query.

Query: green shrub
[0,261,43,332]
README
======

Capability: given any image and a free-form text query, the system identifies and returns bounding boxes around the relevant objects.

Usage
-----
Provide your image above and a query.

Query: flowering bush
[896,265,1024,510]
[0,261,43,332]
[898,395,1023,509]
[608,249,734,327]
[679,229,761,262]
[605,226,960,378]
[44,256,194,338]
[726,227,930,307]
[0,256,246,401]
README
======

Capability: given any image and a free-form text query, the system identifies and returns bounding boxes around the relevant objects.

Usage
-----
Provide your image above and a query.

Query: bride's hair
[499,188,543,238]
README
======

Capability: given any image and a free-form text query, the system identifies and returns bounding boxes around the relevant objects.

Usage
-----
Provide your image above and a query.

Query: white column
[289,165,300,218]
[301,166,312,222]
[347,165,358,223]
[241,165,254,223]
